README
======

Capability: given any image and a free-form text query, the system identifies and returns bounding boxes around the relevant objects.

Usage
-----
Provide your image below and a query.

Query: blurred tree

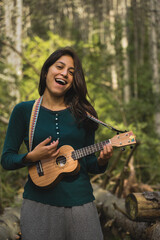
[3,0,23,105]
[148,0,160,136]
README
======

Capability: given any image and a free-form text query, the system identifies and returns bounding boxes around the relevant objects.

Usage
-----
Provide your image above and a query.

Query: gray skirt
[20,199,103,240]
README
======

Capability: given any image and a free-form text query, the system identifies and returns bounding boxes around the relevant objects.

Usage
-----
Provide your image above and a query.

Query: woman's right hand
[24,137,59,163]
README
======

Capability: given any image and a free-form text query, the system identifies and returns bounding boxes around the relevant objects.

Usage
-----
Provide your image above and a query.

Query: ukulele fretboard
[72,140,110,160]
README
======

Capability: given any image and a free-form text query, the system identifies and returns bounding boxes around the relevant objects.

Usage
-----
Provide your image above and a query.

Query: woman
[1,47,113,240]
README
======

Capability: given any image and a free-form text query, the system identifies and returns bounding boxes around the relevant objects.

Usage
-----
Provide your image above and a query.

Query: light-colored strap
[29,96,43,151]
[86,111,113,129]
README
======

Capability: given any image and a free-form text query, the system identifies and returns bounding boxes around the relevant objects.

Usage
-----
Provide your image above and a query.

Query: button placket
[55,113,60,140]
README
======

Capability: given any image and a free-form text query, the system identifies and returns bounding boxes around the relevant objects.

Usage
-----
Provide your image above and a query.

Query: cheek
[69,77,74,85]
[46,67,58,78]
[46,70,54,82]
[45,76,53,89]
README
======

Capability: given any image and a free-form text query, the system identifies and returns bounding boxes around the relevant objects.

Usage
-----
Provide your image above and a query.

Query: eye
[69,70,74,76]
[56,65,63,69]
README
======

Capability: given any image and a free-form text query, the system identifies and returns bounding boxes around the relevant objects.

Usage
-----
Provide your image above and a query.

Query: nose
[61,68,68,78]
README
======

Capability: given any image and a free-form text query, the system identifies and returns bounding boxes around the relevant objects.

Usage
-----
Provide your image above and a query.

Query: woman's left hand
[98,143,113,166]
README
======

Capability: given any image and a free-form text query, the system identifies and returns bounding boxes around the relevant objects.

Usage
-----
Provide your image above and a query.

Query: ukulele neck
[72,140,110,160]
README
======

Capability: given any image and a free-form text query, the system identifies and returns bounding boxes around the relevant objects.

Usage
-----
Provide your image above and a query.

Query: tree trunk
[15,0,23,77]
[118,0,130,104]
[4,0,22,104]
[109,8,118,91]
[148,0,160,135]
[131,0,138,98]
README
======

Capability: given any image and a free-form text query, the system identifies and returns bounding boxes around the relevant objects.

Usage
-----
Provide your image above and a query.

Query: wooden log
[125,192,160,221]
[92,184,160,240]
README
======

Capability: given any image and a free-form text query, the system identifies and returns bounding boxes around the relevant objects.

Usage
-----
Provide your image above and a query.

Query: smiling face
[44,55,74,99]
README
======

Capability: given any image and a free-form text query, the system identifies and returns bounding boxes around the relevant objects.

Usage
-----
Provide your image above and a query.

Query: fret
[72,140,110,160]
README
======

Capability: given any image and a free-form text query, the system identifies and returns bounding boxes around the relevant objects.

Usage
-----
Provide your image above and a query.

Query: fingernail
[48,136,52,139]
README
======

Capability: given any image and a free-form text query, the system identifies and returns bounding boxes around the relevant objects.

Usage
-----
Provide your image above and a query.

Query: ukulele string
[48,135,129,163]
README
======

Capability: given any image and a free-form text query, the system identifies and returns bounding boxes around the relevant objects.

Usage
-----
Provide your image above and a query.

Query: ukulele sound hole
[56,156,66,167]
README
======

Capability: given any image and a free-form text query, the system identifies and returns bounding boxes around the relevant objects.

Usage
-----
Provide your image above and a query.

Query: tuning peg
[121,147,125,151]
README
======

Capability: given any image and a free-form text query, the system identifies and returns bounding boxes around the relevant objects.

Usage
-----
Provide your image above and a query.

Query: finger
[104,144,113,154]
[102,145,107,155]
[48,139,59,150]
[100,145,113,159]
[51,149,60,157]
[108,144,113,153]
[99,150,104,159]
[39,136,52,146]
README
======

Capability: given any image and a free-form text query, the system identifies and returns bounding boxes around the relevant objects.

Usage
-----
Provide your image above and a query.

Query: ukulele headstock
[110,131,136,148]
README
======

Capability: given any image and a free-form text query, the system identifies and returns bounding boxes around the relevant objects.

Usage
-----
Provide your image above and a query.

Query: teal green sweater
[1,101,107,206]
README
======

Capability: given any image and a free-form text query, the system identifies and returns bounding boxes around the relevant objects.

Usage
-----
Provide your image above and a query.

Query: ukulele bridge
[36,161,44,176]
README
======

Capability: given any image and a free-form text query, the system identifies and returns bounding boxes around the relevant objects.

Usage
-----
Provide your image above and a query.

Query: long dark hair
[39,47,98,131]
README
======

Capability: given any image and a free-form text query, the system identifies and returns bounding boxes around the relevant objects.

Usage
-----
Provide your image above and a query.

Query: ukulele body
[29,145,80,188]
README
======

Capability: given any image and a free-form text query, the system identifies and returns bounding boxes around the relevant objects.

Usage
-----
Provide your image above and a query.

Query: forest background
[0,0,160,220]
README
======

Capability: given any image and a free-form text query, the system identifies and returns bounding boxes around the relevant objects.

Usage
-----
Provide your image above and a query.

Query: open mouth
[55,78,67,85]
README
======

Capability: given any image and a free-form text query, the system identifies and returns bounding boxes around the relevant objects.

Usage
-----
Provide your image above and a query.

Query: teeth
[55,79,67,85]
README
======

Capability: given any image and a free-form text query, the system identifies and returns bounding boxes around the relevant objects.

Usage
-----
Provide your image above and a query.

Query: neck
[42,91,67,111]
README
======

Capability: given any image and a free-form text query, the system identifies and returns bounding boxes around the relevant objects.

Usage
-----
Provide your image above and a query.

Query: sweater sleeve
[1,103,29,170]
[84,130,108,174]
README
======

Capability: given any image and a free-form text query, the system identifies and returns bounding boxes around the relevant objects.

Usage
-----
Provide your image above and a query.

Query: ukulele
[29,131,136,188]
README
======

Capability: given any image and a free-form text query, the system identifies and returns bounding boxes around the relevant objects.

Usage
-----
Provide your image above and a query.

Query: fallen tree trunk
[93,184,160,240]
[0,206,21,240]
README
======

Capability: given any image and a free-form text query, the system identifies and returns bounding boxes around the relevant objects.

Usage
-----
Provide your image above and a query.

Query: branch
[0,40,40,76]
[100,150,123,189]
[112,141,140,197]
[113,202,130,218]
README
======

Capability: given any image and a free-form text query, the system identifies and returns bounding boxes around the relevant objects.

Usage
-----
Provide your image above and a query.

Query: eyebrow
[56,61,75,70]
